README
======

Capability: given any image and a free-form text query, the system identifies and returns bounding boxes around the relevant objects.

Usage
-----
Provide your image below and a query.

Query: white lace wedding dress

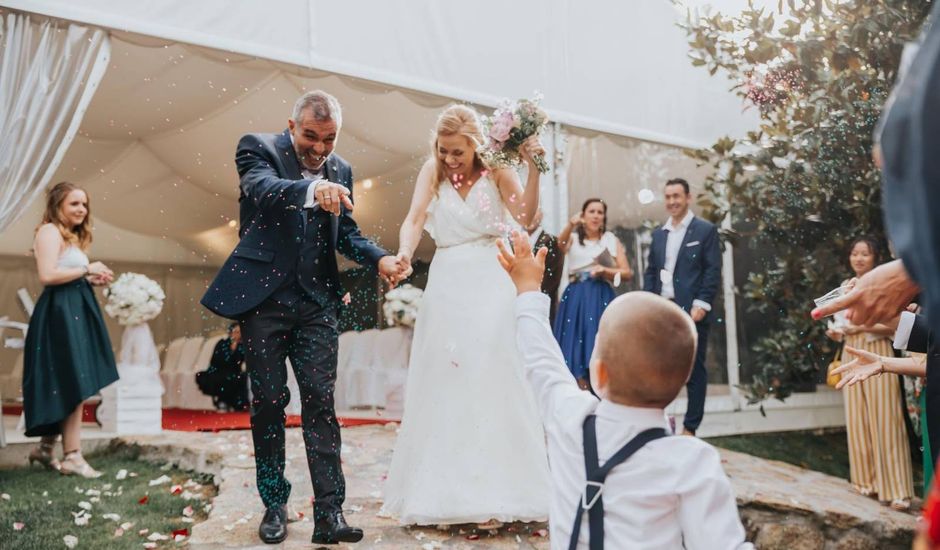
[380,175,551,525]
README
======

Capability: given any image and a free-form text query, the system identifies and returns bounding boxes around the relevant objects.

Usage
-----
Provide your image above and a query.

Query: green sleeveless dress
[22,247,118,437]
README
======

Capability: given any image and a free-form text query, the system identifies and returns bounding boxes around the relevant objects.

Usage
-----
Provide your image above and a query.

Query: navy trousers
[683,320,710,433]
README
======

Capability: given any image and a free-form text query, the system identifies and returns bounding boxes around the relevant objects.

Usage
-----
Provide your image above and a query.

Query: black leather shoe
[311,511,364,544]
[258,505,288,544]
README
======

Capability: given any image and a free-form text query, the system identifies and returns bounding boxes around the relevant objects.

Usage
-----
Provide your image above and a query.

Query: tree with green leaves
[681,0,931,403]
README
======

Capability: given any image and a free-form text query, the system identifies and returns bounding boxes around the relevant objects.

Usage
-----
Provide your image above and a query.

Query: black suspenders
[568,415,669,550]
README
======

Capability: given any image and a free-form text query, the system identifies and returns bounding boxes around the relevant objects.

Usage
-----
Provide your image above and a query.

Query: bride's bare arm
[493,167,540,227]
[493,137,543,227]
[397,159,436,266]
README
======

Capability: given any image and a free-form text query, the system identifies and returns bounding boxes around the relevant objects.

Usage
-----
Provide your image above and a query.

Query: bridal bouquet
[382,284,423,328]
[478,94,551,174]
[104,273,166,326]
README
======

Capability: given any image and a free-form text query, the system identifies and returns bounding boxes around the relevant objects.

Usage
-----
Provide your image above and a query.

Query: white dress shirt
[661,210,711,312]
[515,292,751,550]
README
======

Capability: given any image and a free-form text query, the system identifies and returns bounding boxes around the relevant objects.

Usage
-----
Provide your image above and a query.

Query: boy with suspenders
[497,232,751,549]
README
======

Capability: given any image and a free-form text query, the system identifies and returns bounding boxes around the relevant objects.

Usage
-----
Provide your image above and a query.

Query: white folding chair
[172,335,223,410]
[333,331,359,411]
[162,337,204,408]
[372,327,412,416]
[342,329,383,409]
[17,288,35,317]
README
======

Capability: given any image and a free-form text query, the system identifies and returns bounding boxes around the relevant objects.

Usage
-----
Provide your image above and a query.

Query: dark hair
[665,178,690,195]
[577,198,607,245]
[39,182,93,251]
[847,236,881,271]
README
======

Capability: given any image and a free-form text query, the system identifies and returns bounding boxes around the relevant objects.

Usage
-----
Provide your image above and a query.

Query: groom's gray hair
[292,90,342,129]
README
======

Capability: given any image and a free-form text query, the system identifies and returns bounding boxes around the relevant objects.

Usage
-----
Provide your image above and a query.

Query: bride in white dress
[380,105,551,526]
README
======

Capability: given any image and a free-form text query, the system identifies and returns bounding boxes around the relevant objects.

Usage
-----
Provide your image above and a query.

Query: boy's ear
[592,359,609,396]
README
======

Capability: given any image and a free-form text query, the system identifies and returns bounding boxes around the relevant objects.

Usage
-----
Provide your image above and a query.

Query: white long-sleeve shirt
[514,291,752,550]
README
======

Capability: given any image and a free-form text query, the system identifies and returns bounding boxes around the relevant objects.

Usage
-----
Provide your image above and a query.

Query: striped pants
[842,334,914,501]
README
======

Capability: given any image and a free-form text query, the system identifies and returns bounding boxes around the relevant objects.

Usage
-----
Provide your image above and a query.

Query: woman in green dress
[23,182,118,478]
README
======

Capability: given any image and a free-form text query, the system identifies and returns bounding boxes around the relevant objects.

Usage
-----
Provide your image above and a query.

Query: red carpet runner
[2,404,395,433]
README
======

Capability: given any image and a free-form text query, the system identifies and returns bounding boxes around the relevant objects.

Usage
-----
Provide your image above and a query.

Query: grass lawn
[0,445,216,550]
[706,428,926,496]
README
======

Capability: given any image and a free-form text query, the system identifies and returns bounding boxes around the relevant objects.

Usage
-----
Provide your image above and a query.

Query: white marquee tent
[0,1,848,437]
[0,0,760,265]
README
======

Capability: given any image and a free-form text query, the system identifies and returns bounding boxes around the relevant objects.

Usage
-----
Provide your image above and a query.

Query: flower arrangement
[478,93,551,174]
[382,284,423,328]
[104,273,166,326]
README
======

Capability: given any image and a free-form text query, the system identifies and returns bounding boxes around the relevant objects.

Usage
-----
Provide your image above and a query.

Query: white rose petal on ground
[63,534,78,548]
[148,475,171,487]
[115,469,128,480]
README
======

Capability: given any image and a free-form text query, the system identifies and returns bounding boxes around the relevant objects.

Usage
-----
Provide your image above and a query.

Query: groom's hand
[496,231,546,295]
[314,181,355,216]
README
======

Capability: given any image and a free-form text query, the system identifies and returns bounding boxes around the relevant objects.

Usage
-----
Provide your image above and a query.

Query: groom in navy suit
[643,178,721,436]
[202,91,402,545]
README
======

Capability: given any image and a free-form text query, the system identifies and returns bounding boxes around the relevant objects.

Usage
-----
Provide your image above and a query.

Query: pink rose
[489,111,514,143]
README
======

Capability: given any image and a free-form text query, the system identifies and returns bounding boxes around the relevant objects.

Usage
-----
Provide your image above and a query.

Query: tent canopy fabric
[0,0,759,265]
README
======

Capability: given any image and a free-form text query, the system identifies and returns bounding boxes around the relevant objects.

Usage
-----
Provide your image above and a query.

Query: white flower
[104,273,165,326]
[382,284,423,328]
[148,474,171,487]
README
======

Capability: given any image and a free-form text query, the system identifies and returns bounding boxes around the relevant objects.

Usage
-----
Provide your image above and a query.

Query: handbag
[826,359,841,388]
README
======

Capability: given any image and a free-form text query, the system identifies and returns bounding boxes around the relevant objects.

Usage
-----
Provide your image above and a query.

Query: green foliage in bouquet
[681,0,930,403]
[479,97,551,173]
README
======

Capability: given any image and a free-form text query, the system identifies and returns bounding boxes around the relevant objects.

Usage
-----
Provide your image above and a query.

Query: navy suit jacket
[906,313,939,463]
[879,1,940,336]
[201,130,387,319]
[643,216,721,314]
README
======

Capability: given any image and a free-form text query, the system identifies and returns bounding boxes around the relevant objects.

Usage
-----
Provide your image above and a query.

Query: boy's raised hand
[496,230,547,295]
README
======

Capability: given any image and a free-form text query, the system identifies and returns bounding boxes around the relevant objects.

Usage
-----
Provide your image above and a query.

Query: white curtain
[0,13,110,231]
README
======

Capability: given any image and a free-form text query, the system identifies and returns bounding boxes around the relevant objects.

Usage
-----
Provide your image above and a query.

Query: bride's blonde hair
[431,104,487,195]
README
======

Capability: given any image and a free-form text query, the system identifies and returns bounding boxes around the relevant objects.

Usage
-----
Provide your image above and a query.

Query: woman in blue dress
[23,182,118,478]
[554,198,632,390]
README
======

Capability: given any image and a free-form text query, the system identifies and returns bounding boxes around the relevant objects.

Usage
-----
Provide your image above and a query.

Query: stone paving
[116,424,919,549]
[121,424,550,549]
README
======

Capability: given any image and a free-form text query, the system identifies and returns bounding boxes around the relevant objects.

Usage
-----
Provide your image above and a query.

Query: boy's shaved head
[593,292,697,408]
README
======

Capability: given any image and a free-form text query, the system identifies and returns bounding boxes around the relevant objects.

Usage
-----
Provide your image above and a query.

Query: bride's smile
[437,133,475,181]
